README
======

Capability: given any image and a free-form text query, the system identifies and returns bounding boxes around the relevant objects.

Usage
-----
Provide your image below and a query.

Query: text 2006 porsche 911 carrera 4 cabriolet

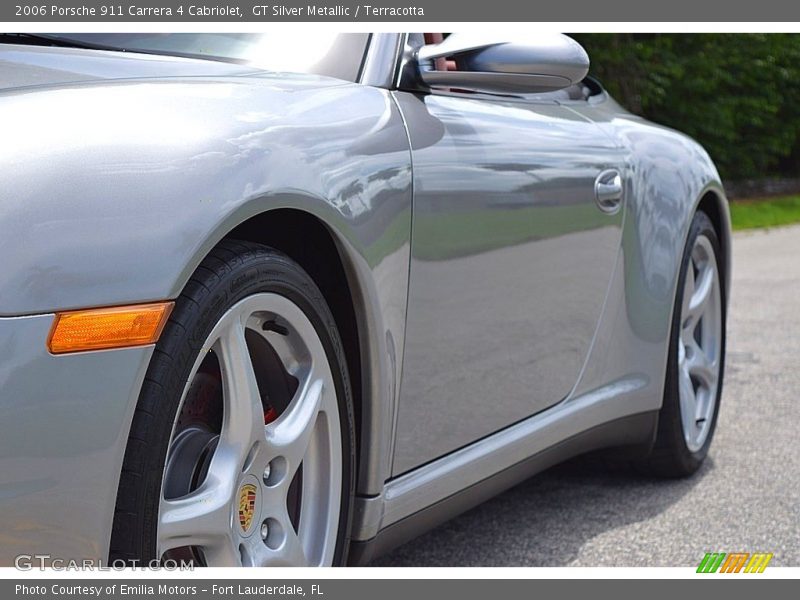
[0,32,730,567]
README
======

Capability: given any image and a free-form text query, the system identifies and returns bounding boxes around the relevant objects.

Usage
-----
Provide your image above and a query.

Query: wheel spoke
[686,261,713,325]
[275,526,308,566]
[201,538,242,567]
[249,520,307,567]
[266,377,324,476]
[215,317,266,464]
[685,344,717,389]
[678,365,697,438]
[261,329,306,378]
[158,481,233,555]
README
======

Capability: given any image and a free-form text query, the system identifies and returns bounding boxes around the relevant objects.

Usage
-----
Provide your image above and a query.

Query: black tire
[639,210,726,477]
[109,239,356,566]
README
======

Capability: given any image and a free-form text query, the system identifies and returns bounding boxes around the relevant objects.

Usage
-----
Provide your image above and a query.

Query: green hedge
[570,34,800,181]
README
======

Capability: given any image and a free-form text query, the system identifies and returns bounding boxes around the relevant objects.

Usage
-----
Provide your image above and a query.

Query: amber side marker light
[48,302,174,354]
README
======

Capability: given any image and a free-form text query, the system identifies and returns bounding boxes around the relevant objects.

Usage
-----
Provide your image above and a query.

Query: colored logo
[238,483,258,533]
[697,552,773,573]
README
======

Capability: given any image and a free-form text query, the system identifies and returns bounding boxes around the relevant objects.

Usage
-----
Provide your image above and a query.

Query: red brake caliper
[264,405,278,424]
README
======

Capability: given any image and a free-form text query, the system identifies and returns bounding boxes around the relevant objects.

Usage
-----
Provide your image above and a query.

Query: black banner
[3,579,793,600]
[3,0,800,22]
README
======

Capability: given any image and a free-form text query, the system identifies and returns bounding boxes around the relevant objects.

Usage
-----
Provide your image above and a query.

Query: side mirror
[416,33,590,94]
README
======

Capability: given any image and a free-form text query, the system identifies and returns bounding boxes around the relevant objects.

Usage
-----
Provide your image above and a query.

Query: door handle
[594,169,623,214]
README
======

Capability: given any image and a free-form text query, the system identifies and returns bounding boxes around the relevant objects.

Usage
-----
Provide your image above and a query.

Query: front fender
[0,76,411,317]
[0,75,413,538]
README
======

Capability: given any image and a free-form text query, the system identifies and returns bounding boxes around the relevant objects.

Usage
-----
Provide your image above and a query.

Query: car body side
[0,40,730,565]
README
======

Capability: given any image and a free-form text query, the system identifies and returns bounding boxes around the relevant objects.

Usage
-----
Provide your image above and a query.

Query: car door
[390,55,628,475]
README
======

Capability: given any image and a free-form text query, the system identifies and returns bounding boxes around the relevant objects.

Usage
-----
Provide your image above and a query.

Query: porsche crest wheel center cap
[236,476,261,536]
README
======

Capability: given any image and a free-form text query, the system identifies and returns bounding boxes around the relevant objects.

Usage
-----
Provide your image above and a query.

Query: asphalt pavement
[374,225,800,567]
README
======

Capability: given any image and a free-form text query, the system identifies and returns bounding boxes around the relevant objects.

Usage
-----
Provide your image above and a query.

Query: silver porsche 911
[0,32,730,567]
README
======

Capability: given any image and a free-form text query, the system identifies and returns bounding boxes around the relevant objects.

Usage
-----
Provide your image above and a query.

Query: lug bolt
[263,463,271,484]
[260,522,269,541]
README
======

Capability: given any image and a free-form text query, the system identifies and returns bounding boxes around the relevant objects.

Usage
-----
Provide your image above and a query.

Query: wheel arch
[694,187,732,304]
[186,204,398,499]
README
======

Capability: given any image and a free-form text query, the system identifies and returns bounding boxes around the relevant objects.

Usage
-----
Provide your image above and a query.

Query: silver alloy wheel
[677,235,722,452]
[156,293,342,566]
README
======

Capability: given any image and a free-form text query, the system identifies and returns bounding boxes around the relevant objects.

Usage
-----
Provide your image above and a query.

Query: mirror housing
[416,33,590,94]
